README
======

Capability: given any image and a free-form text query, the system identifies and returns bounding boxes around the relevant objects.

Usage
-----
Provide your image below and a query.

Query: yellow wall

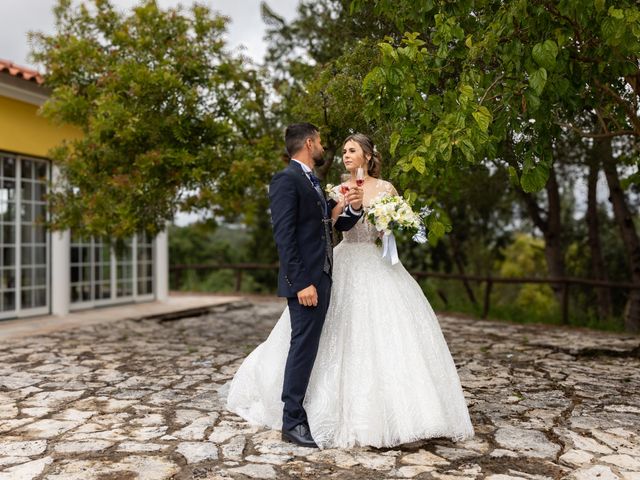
[0,95,81,159]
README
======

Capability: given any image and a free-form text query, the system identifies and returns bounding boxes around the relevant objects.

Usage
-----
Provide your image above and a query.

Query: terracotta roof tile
[0,59,44,85]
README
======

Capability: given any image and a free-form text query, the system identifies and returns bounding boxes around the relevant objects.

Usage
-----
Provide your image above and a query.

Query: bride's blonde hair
[342,133,381,178]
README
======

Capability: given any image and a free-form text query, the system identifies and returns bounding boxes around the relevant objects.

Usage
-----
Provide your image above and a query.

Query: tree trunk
[449,234,478,306]
[504,137,565,301]
[586,142,613,320]
[601,141,640,332]
[519,163,565,301]
[316,146,335,180]
[543,164,566,283]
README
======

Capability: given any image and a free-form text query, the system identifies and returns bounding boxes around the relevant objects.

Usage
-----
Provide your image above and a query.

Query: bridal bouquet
[367,194,430,264]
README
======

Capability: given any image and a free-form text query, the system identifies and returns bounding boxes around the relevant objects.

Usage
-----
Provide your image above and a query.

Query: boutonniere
[325,184,340,202]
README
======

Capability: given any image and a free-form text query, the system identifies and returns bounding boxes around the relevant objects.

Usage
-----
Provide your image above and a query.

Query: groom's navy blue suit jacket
[269,160,362,297]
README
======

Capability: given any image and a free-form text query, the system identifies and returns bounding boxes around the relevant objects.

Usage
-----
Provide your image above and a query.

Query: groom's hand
[297,285,318,307]
[346,186,364,211]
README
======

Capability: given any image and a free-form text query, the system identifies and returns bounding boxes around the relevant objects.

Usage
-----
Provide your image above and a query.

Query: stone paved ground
[1,298,639,480]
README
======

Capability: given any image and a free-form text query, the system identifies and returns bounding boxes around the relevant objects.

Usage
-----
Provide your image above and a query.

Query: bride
[226,133,474,449]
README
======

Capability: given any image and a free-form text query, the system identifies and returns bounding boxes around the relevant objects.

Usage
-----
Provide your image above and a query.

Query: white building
[0,59,168,320]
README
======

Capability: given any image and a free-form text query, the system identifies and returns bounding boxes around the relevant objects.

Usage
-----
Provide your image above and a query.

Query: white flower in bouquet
[366,194,427,243]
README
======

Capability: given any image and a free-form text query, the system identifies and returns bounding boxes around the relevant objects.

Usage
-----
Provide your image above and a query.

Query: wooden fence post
[235,269,243,292]
[482,278,493,319]
[562,281,570,324]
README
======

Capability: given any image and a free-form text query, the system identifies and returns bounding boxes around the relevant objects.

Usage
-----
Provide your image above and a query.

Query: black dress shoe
[281,423,318,448]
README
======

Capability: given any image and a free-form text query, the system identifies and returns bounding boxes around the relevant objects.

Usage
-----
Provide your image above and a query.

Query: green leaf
[532,40,558,70]
[508,166,520,186]
[555,77,571,95]
[529,68,547,95]
[608,6,624,19]
[386,67,402,85]
[595,0,605,12]
[601,18,616,40]
[427,219,446,245]
[390,131,401,156]
[404,189,418,204]
[458,137,476,162]
[363,66,384,91]
[379,42,398,61]
[472,106,492,132]
[401,159,413,172]
[621,171,640,189]
[521,162,549,192]
[459,84,474,100]
[411,155,426,174]
[441,142,452,162]
[524,90,541,112]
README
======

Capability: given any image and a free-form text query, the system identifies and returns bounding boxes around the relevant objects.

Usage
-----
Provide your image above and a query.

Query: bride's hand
[346,186,364,210]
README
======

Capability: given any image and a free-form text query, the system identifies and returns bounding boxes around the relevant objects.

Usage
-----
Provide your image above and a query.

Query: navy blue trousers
[282,272,332,430]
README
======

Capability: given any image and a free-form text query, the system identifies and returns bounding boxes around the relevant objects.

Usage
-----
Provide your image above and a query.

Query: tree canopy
[30,0,279,237]
[356,0,640,189]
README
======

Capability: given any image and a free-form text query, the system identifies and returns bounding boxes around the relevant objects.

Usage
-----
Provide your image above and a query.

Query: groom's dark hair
[285,123,319,157]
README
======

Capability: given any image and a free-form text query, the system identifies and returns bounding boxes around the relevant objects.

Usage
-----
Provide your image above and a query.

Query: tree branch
[625,71,640,97]
[595,79,640,135]
[594,107,609,135]
[479,74,504,105]
[559,123,636,139]
[518,189,549,232]
[540,1,582,44]
[502,134,549,231]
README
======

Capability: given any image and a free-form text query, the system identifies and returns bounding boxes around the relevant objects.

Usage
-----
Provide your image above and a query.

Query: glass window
[33,288,46,307]
[136,232,154,297]
[22,160,33,179]
[21,182,33,201]
[2,158,15,178]
[2,290,15,310]
[21,289,32,309]
[70,233,155,306]
[0,155,49,315]
[35,161,47,180]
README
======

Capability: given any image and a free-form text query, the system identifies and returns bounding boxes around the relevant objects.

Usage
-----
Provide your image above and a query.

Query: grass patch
[417,277,626,332]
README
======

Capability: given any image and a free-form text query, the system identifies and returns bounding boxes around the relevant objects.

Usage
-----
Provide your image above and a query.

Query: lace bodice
[342,215,379,243]
[331,179,397,244]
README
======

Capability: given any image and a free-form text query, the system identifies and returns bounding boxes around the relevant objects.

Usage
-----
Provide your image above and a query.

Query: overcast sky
[0,0,300,68]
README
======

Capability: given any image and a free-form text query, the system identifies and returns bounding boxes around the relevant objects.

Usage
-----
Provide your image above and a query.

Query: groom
[269,123,363,448]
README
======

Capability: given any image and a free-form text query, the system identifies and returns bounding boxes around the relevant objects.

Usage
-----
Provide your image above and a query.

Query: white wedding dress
[226,179,474,448]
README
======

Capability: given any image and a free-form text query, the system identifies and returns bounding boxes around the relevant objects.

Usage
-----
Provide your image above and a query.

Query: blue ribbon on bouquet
[382,232,400,265]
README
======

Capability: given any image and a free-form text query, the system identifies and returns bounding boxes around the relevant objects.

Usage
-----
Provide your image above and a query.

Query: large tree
[354,0,640,330]
[30,0,279,237]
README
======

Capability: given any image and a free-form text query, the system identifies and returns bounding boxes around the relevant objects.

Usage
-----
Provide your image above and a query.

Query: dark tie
[307,171,321,189]
[307,172,327,216]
